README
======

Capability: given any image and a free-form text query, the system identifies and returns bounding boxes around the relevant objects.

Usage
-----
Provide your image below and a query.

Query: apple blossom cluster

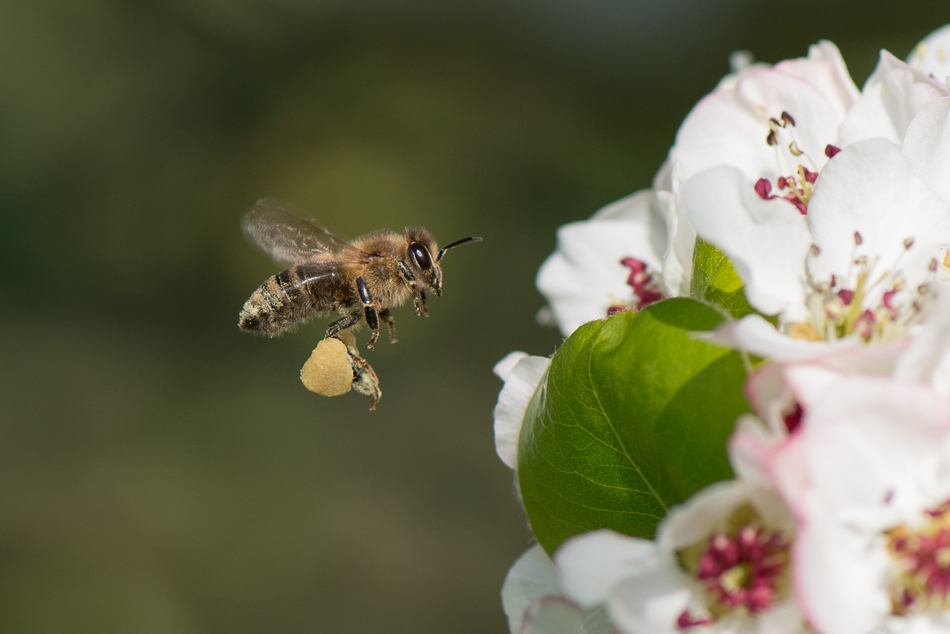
[494,23,950,634]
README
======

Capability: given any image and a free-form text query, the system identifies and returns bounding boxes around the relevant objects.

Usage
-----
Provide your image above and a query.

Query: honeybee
[238,199,481,347]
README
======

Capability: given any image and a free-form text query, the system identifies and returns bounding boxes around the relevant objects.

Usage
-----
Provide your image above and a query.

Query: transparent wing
[241,198,364,267]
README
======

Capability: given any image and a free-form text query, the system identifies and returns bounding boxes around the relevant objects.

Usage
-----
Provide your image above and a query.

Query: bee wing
[241,198,365,267]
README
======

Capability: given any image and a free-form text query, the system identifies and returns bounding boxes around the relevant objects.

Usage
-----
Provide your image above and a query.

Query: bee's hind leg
[356,277,381,349]
[379,309,397,344]
[326,311,361,339]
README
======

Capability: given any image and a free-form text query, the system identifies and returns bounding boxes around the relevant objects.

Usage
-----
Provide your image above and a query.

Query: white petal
[753,598,806,634]
[657,191,694,298]
[807,139,950,294]
[605,563,692,634]
[781,363,849,409]
[902,96,950,203]
[792,496,891,634]
[672,55,850,188]
[907,23,950,85]
[494,355,551,470]
[800,376,950,523]
[502,545,564,634]
[838,50,949,146]
[894,291,950,397]
[680,167,812,318]
[520,597,590,634]
[701,315,850,362]
[537,190,668,337]
[494,351,529,382]
[658,481,748,550]
[555,530,661,608]
[780,40,859,120]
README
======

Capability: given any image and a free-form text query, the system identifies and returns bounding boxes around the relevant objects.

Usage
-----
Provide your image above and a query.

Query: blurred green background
[1,1,948,632]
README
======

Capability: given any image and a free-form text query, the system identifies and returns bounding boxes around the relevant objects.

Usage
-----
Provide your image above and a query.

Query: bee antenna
[437,236,482,262]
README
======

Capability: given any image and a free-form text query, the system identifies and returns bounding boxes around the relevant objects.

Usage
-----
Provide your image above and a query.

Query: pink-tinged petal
[903,97,950,203]
[537,190,668,337]
[807,139,950,294]
[556,530,662,608]
[729,418,797,533]
[494,355,551,470]
[839,50,949,146]
[520,596,589,634]
[792,496,891,634]
[502,545,565,634]
[768,433,811,521]
[680,168,812,319]
[908,23,950,85]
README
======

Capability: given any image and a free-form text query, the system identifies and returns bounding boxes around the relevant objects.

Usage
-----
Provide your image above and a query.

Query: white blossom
[768,375,950,634]
[555,424,801,634]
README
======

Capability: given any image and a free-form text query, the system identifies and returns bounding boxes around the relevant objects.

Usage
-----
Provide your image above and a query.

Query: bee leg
[356,277,381,349]
[326,311,361,339]
[413,291,429,317]
[378,308,397,343]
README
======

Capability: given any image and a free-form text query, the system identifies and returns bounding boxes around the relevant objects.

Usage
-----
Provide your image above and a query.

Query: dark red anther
[825,144,841,158]
[838,289,854,305]
[883,289,899,314]
[607,305,630,317]
[782,403,803,434]
[677,610,713,629]
[783,194,807,215]
[803,167,818,184]
[776,176,788,189]
[755,178,773,200]
[780,111,796,126]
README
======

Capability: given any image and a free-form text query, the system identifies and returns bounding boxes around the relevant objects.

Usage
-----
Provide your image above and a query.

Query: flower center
[676,506,791,629]
[786,236,936,344]
[607,257,666,316]
[887,501,950,615]
[752,111,837,215]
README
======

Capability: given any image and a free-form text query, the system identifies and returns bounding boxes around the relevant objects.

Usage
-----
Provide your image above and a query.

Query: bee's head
[404,228,443,296]
[403,229,481,297]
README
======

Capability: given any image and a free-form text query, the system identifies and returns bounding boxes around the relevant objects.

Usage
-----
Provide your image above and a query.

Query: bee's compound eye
[410,243,433,271]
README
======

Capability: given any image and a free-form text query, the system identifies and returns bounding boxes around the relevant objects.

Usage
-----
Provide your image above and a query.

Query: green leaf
[518,298,751,555]
[690,238,757,320]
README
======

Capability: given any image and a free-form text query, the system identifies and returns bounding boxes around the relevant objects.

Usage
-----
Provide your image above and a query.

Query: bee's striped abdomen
[238,261,352,336]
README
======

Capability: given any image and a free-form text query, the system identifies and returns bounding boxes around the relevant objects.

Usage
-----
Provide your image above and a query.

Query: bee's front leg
[413,291,429,318]
[356,277,381,349]
[396,260,429,318]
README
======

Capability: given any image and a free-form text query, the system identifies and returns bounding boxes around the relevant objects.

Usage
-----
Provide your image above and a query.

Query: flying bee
[238,199,481,348]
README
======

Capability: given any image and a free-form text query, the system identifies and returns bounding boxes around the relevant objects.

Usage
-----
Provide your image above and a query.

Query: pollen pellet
[300,337,354,396]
